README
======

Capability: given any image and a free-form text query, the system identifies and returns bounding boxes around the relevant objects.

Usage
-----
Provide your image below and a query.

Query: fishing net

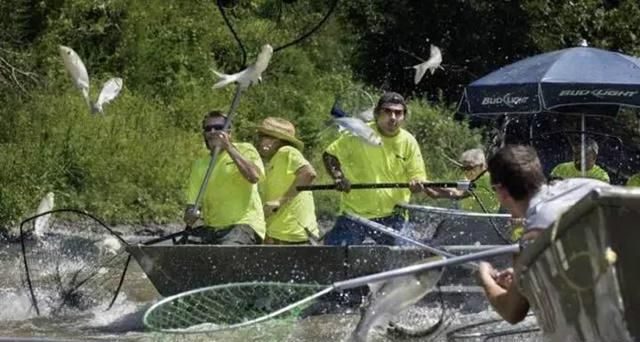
[144,282,328,333]
[19,209,130,316]
[399,204,514,245]
[446,314,542,342]
[334,87,376,120]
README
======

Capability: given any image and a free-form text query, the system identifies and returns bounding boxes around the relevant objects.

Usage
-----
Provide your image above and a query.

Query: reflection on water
[0,229,543,342]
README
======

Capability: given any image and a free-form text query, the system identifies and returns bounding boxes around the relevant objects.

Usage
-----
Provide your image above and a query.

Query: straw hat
[257,117,304,150]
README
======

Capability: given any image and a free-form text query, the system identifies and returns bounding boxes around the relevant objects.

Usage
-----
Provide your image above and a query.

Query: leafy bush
[0,0,484,231]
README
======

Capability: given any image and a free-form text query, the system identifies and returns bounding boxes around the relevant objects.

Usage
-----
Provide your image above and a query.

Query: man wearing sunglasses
[476,144,608,324]
[183,110,265,245]
[322,92,428,246]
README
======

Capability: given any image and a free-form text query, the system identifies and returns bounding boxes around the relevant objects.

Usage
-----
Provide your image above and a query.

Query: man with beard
[183,110,265,245]
[323,92,428,246]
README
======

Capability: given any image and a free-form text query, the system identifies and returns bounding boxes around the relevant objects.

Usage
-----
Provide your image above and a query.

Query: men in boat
[183,110,265,245]
[256,117,320,244]
[323,91,428,245]
[476,144,609,324]
[429,148,500,213]
[550,138,610,183]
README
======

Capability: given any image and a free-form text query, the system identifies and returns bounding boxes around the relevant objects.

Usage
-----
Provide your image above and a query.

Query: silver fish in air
[411,44,443,85]
[330,100,382,146]
[34,192,55,237]
[348,256,444,342]
[212,44,274,89]
[59,45,124,114]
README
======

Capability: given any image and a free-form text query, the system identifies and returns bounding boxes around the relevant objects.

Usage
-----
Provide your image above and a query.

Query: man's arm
[264,164,317,217]
[477,261,530,324]
[226,144,262,184]
[322,152,350,192]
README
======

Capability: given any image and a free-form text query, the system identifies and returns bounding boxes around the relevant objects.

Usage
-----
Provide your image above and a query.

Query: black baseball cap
[376,92,407,111]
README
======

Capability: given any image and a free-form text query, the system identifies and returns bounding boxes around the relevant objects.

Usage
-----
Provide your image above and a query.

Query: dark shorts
[183,224,261,245]
[324,213,406,246]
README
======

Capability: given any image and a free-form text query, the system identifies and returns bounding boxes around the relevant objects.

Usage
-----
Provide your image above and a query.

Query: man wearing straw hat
[322,91,428,246]
[183,110,265,245]
[255,117,320,244]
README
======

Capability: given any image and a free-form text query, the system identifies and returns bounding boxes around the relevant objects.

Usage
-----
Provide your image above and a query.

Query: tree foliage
[0,0,481,230]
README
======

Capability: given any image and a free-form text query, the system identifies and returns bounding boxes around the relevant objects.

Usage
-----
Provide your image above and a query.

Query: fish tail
[211,69,235,89]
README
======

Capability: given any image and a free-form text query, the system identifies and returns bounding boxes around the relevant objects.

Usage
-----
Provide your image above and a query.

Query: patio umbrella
[458,45,640,176]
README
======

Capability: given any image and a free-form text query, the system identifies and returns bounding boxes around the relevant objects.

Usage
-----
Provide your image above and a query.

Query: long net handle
[192,86,244,211]
[334,244,520,290]
[297,181,471,191]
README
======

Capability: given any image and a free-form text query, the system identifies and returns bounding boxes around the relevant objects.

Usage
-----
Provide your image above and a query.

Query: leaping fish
[59,46,124,114]
[330,100,382,146]
[34,192,55,237]
[411,44,443,85]
[212,44,274,89]
[348,256,444,342]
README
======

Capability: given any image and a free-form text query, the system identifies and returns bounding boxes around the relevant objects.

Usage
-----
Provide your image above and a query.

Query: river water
[0,220,544,342]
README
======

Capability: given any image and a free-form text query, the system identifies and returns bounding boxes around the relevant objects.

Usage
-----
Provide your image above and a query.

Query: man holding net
[322,92,428,246]
[477,144,608,324]
[183,110,266,245]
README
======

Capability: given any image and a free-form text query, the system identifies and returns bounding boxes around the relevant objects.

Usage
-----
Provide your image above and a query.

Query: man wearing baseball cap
[256,117,320,244]
[323,91,428,245]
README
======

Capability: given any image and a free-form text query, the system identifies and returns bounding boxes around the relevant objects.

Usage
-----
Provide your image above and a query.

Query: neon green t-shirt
[627,173,640,187]
[325,124,427,218]
[261,146,319,242]
[459,172,500,213]
[550,162,610,183]
[185,143,265,239]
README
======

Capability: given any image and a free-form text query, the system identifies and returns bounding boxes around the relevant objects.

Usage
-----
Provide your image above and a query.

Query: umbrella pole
[581,114,586,177]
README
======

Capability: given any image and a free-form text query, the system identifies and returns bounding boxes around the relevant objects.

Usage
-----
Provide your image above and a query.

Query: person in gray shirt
[476,145,608,324]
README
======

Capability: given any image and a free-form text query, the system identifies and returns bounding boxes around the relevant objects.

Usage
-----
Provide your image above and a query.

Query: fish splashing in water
[347,256,444,342]
[34,192,55,237]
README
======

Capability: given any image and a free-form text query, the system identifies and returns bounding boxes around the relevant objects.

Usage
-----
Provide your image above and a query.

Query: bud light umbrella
[457,45,640,175]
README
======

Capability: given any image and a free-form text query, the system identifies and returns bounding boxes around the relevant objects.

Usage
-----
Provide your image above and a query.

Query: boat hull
[516,187,640,341]
[128,244,442,296]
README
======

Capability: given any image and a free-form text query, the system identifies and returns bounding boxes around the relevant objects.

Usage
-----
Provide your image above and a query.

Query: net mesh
[144,282,328,333]
[400,204,514,245]
[335,87,376,120]
[447,315,542,342]
[20,209,129,316]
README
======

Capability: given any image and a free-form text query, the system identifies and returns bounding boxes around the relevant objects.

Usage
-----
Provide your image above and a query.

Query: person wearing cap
[322,91,428,246]
[550,138,610,183]
[430,148,500,213]
[256,117,320,244]
[183,110,265,245]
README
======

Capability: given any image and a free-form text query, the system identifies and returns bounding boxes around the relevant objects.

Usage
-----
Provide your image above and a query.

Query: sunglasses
[203,124,226,132]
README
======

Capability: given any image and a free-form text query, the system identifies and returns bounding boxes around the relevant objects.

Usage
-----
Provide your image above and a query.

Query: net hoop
[143,281,330,334]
